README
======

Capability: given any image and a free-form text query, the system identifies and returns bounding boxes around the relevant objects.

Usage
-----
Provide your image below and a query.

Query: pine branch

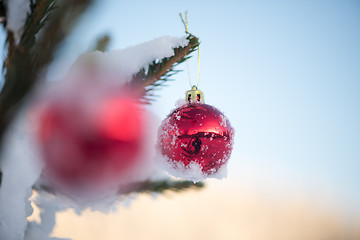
[32,0,92,71]
[34,180,205,196]
[0,0,93,185]
[20,0,57,51]
[131,33,199,103]
[0,0,93,140]
[120,180,204,194]
[0,0,57,142]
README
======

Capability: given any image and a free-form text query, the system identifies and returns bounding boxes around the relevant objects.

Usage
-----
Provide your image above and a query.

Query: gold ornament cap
[186,85,204,103]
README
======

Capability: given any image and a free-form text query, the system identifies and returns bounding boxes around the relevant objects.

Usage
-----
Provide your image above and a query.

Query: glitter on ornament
[157,86,234,182]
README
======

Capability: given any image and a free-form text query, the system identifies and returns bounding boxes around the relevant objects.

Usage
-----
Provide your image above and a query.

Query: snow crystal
[175,99,187,108]
[219,114,228,128]
[0,109,43,240]
[156,151,228,183]
[72,35,189,82]
[3,0,31,42]
[156,152,205,183]
[158,114,180,148]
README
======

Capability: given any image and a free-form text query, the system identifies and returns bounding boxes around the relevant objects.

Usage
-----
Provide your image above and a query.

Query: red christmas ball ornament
[35,80,147,192]
[158,86,234,181]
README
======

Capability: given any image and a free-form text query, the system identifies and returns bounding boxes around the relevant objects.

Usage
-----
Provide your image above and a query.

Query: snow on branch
[74,35,190,81]
[3,0,31,41]
[72,33,199,103]
[131,33,199,102]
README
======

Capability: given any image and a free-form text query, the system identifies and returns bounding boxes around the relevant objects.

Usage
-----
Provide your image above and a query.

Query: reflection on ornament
[158,86,234,181]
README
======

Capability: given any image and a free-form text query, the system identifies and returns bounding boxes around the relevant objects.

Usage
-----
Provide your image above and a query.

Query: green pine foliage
[130,33,199,103]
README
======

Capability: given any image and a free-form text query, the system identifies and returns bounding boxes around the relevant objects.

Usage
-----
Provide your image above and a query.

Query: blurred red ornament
[36,82,146,190]
[158,86,234,180]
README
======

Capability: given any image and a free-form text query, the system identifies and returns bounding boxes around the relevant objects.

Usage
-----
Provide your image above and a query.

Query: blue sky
[2,0,360,213]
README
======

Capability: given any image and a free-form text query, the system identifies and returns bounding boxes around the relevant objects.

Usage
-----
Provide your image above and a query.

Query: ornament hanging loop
[180,12,203,103]
[197,45,200,87]
[179,11,189,34]
[180,11,201,88]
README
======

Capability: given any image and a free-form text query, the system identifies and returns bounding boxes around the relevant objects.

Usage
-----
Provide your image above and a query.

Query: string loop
[180,11,200,88]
